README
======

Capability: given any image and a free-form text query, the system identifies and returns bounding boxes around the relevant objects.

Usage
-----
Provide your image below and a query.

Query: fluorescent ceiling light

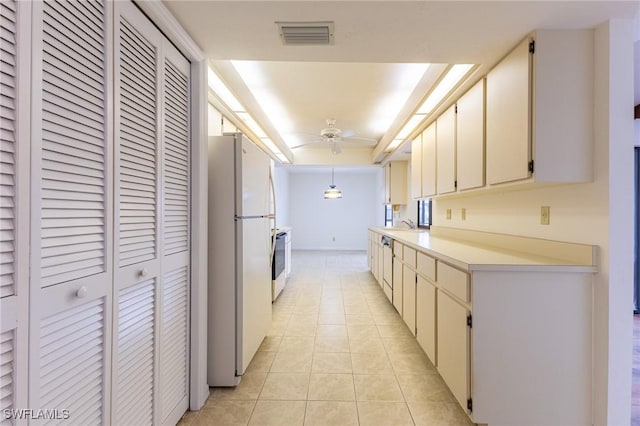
[232,60,295,137]
[385,139,403,153]
[369,63,430,134]
[261,138,281,154]
[208,67,244,112]
[417,64,474,114]
[236,112,267,139]
[395,114,426,140]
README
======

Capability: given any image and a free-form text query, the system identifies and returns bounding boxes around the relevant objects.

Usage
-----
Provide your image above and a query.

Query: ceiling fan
[290,118,377,155]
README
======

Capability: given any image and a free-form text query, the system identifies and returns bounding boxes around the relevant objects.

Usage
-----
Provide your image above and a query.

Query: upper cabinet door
[436,105,456,195]
[486,38,532,185]
[456,79,485,191]
[421,123,436,197]
[410,134,422,199]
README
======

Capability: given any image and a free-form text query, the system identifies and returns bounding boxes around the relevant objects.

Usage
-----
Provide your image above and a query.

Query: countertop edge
[369,226,597,273]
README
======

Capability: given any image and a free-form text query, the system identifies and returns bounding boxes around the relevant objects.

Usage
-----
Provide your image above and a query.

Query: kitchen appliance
[207,133,276,386]
[272,231,286,301]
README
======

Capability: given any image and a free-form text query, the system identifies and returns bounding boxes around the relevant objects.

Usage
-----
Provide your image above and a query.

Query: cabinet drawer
[404,247,417,268]
[438,262,469,302]
[394,242,404,260]
[417,252,436,281]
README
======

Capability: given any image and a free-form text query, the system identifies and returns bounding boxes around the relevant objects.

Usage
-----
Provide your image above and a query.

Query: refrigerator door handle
[269,168,277,264]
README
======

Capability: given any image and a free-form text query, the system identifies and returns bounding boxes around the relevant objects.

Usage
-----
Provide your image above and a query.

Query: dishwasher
[381,236,393,303]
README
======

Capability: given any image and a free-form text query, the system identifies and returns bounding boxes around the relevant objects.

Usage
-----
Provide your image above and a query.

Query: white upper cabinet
[486,31,593,185]
[456,79,485,191]
[421,123,437,198]
[410,134,422,199]
[384,161,407,205]
[436,105,456,194]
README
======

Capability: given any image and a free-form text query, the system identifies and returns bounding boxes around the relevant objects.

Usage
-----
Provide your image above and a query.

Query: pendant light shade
[324,168,342,199]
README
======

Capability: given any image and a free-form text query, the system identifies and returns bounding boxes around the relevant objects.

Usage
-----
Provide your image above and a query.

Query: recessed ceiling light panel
[276,21,335,45]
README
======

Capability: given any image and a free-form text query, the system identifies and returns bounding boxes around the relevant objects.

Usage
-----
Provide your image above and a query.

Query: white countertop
[370,227,597,273]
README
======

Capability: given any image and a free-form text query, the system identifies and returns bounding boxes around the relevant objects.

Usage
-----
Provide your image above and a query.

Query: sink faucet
[401,219,416,229]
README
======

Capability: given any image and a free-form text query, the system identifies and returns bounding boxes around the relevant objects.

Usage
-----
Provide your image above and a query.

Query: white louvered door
[11,1,192,423]
[113,3,190,425]
[0,0,28,422]
[28,0,113,423]
[113,2,162,425]
[160,43,190,426]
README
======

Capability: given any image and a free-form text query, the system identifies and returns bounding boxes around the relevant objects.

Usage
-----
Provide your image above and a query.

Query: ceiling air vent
[276,21,335,45]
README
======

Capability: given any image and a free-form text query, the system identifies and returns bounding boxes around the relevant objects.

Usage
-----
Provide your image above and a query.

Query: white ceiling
[164,0,639,165]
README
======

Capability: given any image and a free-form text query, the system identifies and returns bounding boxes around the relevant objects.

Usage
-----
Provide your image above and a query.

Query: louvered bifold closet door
[29,0,112,423]
[0,0,28,421]
[113,2,163,424]
[159,43,190,426]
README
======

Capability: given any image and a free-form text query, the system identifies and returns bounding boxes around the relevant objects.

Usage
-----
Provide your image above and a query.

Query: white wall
[289,168,382,250]
[273,164,290,228]
[415,21,634,424]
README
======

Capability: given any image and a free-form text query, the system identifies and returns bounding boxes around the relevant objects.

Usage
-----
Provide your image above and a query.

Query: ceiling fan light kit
[324,168,343,199]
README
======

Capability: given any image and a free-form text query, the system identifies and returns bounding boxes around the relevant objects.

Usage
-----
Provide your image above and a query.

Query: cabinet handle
[139,268,148,277]
[76,286,87,299]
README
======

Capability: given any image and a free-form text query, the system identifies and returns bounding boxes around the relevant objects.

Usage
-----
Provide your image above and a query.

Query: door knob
[76,286,87,298]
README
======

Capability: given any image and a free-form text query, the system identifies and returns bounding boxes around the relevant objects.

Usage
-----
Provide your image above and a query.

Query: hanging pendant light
[324,168,342,199]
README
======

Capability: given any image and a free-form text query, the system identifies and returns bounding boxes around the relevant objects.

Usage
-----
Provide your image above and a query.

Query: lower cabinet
[383,243,393,302]
[437,290,470,414]
[416,275,437,364]
[377,243,384,288]
[369,229,594,425]
[402,264,417,335]
[392,257,403,315]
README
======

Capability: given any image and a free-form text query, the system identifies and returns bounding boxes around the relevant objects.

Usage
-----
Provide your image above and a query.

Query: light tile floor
[179,250,474,426]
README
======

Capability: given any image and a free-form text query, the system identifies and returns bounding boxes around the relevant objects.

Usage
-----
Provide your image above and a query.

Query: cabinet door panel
[457,79,485,191]
[436,105,456,194]
[437,291,470,412]
[421,123,436,197]
[486,38,531,185]
[393,258,403,315]
[402,265,416,335]
[411,136,422,199]
[416,276,436,364]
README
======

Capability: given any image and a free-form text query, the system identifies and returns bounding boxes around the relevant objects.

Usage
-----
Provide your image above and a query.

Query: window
[417,199,432,229]
[384,205,393,227]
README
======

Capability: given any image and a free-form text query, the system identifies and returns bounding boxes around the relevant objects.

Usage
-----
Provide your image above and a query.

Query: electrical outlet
[540,206,550,225]
[446,209,452,220]
[461,208,466,221]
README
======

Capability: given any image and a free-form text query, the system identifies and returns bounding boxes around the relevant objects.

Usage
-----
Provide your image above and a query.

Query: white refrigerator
[207,133,274,386]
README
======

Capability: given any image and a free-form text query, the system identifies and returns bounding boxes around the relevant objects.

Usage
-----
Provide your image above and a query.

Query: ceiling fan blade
[338,129,357,138]
[344,136,378,145]
[289,139,323,149]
